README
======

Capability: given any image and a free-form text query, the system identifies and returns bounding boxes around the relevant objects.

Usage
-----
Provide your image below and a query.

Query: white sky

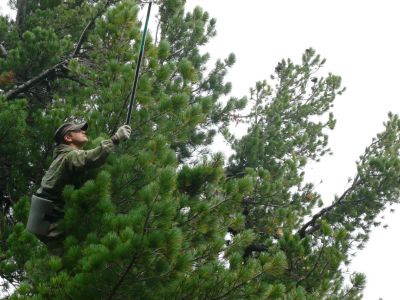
[1,1,400,298]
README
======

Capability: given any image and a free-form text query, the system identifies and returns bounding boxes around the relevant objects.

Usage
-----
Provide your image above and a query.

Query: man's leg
[38,222,65,256]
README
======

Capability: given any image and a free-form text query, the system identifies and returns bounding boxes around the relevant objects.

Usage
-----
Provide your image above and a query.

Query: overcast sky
[1,1,400,298]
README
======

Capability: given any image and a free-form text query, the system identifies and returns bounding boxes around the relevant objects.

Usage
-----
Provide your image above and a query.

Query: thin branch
[183,196,230,225]
[72,0,114,57]
[106,192,159,300]
[297,180,357,238]
[111,92,131,134]
[154,15,161,45]
[296,241,326,285]
[58,73,88,87]
[208,271,265,300]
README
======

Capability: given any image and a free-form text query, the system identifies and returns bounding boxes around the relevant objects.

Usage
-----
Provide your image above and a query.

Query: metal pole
[125,1,153,125]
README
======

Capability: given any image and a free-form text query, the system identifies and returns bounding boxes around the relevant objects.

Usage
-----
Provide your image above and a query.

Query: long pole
[125,1,153,125]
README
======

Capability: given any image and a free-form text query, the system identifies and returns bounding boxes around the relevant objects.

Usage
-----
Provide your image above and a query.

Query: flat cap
[54,122,88,144]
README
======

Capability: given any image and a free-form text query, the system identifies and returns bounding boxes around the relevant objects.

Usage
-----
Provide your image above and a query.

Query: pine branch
[4,0,114,100]
[58,73,88,87]
[111,92,131,134]
[209,271,265,300]
[297,133,386,238]
[296,241,326,285]
[106,253,139,300]
[183,196,230,225]
[106,192,159,300]
[5,61,66,99]
[297,180,357,238]
[71,0,115,57]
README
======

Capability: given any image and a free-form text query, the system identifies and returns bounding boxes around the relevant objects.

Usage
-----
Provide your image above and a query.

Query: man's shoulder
[53,144,77,158]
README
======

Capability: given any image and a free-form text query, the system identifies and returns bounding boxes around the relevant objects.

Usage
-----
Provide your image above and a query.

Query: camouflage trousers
[38,222,64,256]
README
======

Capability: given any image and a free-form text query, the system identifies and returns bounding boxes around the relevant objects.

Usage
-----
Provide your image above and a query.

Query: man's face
[64,129,88,148]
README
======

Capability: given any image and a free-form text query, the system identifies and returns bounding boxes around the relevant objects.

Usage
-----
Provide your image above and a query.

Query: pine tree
[227,50,400,298]
[1,1,400,299]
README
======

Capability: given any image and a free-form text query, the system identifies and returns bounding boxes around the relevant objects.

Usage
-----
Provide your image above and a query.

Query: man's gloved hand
[111,125,132,144]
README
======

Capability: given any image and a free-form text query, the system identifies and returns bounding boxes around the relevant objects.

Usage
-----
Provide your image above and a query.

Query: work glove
[111,125,131,144]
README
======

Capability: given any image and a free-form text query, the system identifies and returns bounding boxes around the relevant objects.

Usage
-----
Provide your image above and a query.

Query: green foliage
[0,1,399,299]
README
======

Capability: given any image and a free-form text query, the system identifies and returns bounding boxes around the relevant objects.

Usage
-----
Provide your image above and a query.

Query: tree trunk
[16,0,27,27]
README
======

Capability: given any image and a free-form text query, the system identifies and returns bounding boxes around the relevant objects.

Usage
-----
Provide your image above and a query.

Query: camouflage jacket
[36,139,114,211]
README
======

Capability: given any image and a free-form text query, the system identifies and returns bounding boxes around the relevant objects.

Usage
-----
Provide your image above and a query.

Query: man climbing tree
[27,122,131,246]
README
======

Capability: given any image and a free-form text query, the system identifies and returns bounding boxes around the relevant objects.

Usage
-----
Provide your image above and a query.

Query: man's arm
[67,139,114,171]
[67,125,131,171]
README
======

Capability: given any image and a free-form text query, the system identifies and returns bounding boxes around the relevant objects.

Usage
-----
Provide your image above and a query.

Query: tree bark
[16,0,27,27]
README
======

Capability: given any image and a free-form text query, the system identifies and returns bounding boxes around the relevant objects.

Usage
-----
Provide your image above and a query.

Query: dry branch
[4,0,114,100]
[0,43,7,58]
